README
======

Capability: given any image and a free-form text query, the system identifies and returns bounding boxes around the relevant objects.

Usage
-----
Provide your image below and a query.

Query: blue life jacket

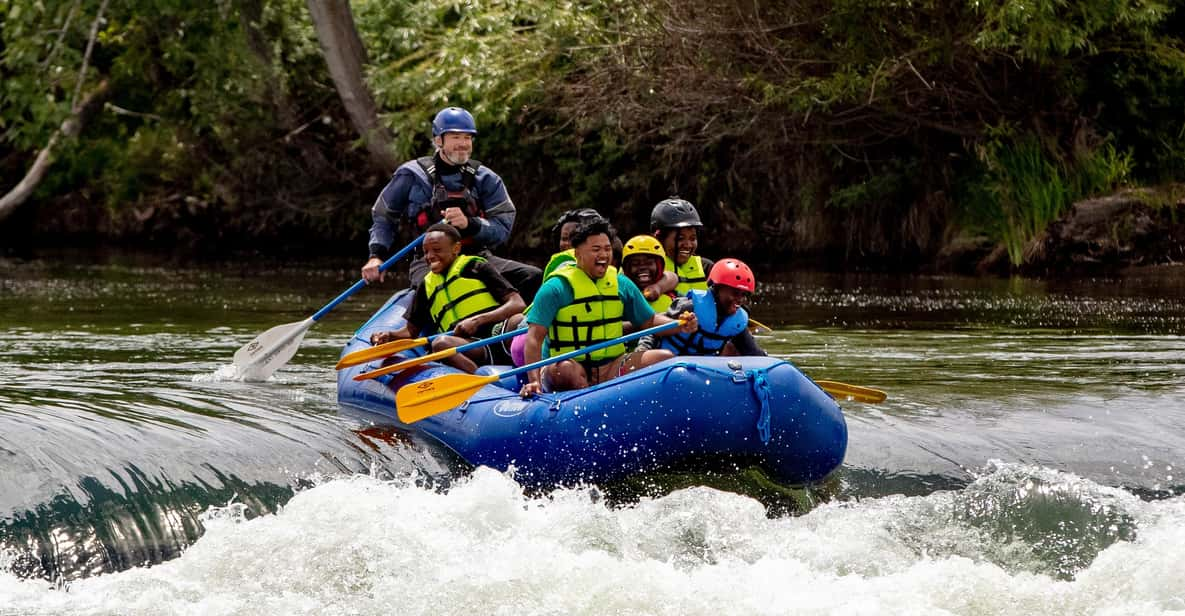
[660,288,748,356]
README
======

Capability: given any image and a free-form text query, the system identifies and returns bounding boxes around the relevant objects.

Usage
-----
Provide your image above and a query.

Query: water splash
[3,465,1183,615]
[191,364,247,383]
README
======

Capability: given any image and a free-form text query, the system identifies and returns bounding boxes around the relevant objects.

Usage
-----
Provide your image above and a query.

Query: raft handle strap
[658,362,693,385]
[751,368,772,444]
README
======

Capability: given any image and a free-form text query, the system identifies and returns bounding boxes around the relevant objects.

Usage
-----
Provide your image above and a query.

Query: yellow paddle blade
[815,380,887,403]
[335,337,430,370]
[748,318,773,334]
[396,373,499,423]
[353,347,458,381]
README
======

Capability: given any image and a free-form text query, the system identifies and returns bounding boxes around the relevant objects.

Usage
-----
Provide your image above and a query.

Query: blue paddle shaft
[504,319,681,380]
[311,235,425,322]
[454,325,528,352]
[425,329,455,344]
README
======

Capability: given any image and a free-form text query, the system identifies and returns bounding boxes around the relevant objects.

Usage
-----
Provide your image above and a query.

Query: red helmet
[708,258,755,292]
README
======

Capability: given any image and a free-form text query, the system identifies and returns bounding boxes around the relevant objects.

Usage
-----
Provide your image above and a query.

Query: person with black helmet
[361,106,542,303]
[650,197,715,295]
[552,208,605,251]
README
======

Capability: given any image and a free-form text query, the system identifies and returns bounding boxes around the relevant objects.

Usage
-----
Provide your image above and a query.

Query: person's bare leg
[445,350,480,373]
[622,350,674,374]
[431,335,479,373]
[595,350,674,384]
[544,360,587,391]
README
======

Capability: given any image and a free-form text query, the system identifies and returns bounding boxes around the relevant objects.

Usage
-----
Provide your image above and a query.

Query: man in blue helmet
[360,106,542,302]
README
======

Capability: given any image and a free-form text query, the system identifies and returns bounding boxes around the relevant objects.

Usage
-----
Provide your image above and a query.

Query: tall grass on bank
[966,135,1132,266]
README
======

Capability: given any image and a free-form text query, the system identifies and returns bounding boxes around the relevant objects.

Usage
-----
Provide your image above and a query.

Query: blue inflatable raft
[336,290,847,487]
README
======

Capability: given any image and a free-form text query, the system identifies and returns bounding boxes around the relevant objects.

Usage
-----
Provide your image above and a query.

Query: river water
[1,254,1184,615]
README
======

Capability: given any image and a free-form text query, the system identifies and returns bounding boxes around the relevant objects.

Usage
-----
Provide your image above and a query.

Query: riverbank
[3,186,1183,278]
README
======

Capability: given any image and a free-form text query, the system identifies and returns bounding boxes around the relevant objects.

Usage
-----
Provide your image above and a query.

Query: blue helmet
[431,107,478,136]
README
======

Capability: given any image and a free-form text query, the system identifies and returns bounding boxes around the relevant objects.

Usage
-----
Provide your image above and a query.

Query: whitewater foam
[2,465,1183,615]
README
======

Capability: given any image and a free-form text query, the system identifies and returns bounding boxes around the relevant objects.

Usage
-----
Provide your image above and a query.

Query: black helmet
[551,208,607,242]
[650,198,702,230]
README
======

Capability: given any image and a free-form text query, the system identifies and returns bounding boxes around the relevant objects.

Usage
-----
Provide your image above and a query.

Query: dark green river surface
[2,254,1184,615]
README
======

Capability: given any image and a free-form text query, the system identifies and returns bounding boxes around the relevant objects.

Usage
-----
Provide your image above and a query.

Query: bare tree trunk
[306,0,398,172]
[0,81,113,224]
[0,1,111,225]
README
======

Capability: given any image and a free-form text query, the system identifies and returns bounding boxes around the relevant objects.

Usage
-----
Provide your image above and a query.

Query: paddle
[395,318,685,423]
[334,329,456,370]
[735,318,881,401]
[231,235,425,381]
[748,318,773,334]
[353,326,527,381]
[814,380,887,403]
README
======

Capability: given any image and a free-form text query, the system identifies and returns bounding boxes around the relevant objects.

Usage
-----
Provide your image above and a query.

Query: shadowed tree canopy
[0,0,1182,272]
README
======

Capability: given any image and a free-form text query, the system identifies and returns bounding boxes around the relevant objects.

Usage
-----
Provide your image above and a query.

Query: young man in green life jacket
[541,208,624,279]
[621,234,678,314]
[518,219,698,396]
[650,197,714,295]
[636,258,767,357]
[510,209,623,367]
[370,223,526,373]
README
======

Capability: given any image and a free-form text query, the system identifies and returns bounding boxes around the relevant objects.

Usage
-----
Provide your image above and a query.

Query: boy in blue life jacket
[650,198,714,296]
[518,219,699,396]
[370,223,526,373]
[637,258,766,357]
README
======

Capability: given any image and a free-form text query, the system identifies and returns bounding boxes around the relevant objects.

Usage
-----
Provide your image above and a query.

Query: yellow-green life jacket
[422,254,500,332]
[649,291,673,313]
[541,248,576,280]
[664,254,708,295]
[548,265,626,362]
[522,249,577,319]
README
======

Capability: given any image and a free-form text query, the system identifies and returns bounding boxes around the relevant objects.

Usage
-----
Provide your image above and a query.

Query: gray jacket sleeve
[635,297,693,351]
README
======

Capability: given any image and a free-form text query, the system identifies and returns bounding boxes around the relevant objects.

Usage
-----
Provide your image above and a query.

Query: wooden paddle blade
[232,317,314,381]
[748,318,773,334]
[336,337,429,369]
[815,380,887,403]
[353,347,457,381]
[396,373,499,423]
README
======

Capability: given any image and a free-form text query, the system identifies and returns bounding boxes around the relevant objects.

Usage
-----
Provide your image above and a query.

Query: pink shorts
[510,332,527,367]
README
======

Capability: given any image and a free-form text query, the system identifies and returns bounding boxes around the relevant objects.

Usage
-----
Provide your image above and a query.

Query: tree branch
[71,0,108,113]
[0,81,112,223]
